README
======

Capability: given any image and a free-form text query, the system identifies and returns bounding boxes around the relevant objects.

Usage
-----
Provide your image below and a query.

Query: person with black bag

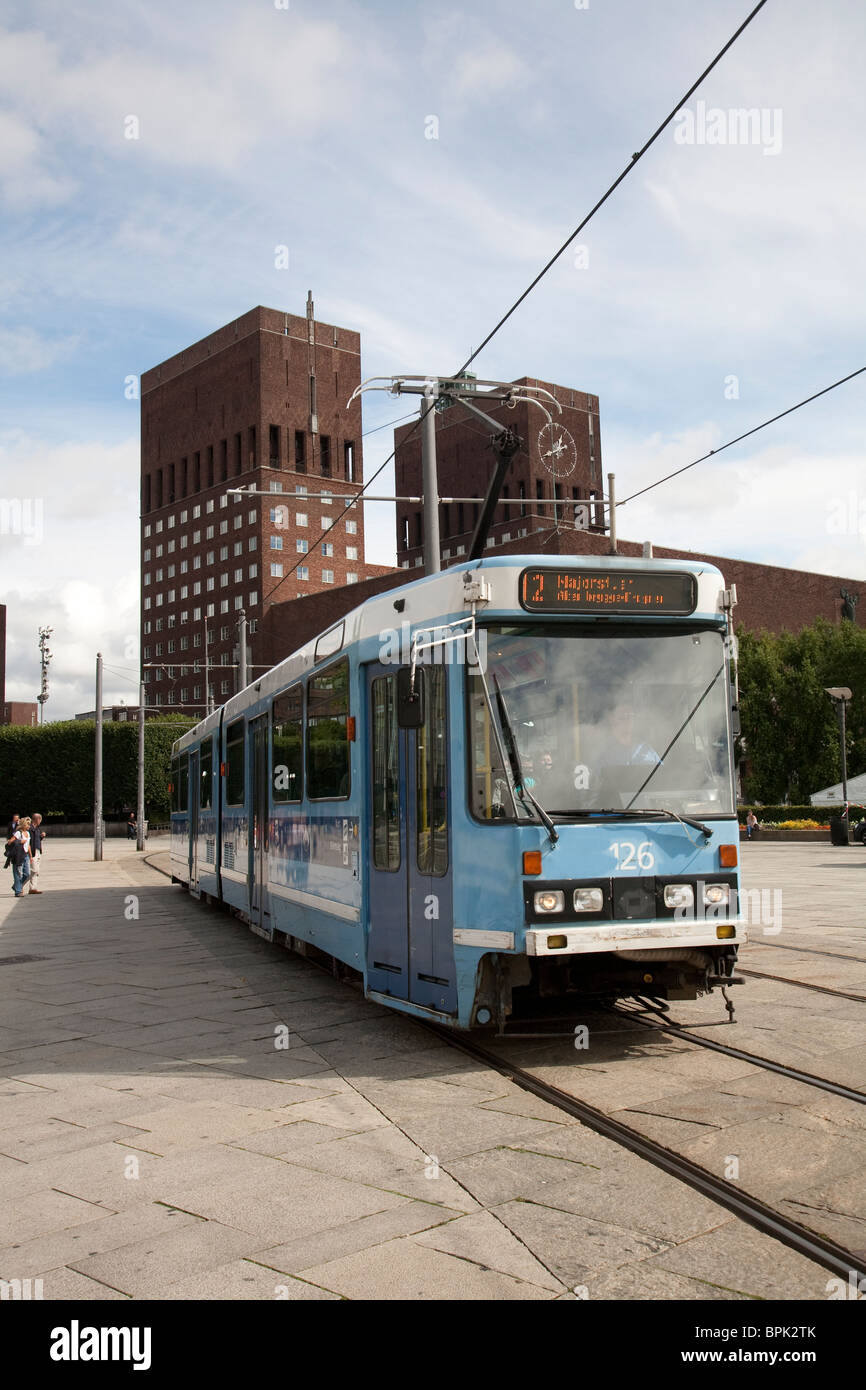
[6,817,32,897]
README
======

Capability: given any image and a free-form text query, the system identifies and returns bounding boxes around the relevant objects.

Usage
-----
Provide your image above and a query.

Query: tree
[738,619,866,802]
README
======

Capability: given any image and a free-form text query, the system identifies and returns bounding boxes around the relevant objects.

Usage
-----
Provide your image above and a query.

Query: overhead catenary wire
[263,0,771,598]
[618,365,866,507]
[457,0,770,376]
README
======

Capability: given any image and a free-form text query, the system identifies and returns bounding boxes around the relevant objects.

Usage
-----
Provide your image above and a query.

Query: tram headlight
[703,884,730,907]
[663,884,694,909]
[573,888,604,912]
[534,890,565,914]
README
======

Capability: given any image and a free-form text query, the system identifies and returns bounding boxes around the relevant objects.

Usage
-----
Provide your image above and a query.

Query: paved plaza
[0,837,863,1301]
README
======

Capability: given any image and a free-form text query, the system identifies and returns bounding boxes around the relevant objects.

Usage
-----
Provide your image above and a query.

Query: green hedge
[0,717,196,822]
[738,803,864,824]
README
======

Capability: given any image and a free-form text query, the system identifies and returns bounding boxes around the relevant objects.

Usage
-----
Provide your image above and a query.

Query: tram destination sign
[519,567,698,615]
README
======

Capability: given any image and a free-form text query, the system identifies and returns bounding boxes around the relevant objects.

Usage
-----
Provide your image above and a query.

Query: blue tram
[169,555,745,1029]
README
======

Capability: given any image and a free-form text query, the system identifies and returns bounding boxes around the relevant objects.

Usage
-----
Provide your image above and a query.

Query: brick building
[395,378,603,571]
[140,301,389,711]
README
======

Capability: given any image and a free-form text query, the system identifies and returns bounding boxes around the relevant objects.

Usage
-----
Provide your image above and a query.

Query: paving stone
[230,1121,362,1155]
[646,1221,835,1300]
[679,1116,866,1199]
[0,1189,114,1245]
[491,1198,671,1286]
[586,1258,753,1302]
[34,1266,132,1300]
[69,1221,261,1297]
[153,1259,342,1300]
[281,1130,479,1212]
[379,1105,566,1162]
[446,1144,605,1207]
[111,1100,289,1155]
[414,1210,565,1291]
[253,1201,459,1274]
[0,1203,199,1278]
[155,1162,411,1242]
[298,1235,557,1300]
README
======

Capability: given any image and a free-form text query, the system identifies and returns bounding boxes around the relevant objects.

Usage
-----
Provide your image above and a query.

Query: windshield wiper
[548,807,713,836]
[492,676,559,844]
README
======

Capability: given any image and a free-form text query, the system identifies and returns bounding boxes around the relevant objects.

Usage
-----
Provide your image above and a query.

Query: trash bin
[829,813,850,846]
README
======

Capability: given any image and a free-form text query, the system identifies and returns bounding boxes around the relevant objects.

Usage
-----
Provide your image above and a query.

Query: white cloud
[1,434,140,717]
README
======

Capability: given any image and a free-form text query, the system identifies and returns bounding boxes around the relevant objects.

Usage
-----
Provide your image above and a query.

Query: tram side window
[273,686,303,803]
[226,719,245,805]
[170,758,180,813]
[417,665,448,875]
[307,658,350,799]
[178,757,189,813]
[372,675,400,870]
[200,743,213,810]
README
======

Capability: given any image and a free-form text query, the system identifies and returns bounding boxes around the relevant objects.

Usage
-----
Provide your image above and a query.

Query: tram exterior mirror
[397,667,425,728]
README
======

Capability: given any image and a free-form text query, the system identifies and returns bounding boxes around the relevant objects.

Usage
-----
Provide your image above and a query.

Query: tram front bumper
[525,918,748,956]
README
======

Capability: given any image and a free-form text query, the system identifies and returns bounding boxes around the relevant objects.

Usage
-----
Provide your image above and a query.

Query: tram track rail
[425,1022,866,1285]
[739,967,866,1004]
[752,939,866,966]
[603,1004,866,1106]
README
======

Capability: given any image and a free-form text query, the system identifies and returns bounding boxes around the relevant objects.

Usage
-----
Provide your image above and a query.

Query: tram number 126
[610,842,655,870]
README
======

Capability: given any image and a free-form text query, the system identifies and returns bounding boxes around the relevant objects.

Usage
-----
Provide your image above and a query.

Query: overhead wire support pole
[420,381,441,574]
[136,681,146,852]
[93,653,103,861]
[608,472,617,555]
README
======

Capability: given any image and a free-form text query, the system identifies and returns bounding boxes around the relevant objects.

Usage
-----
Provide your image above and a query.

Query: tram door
[188,749,200,894]
[249,715,272,939]
[366,665,457,1014]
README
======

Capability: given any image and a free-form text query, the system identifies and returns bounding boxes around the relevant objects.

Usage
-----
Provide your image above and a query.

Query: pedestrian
[6,816,32,897]
[28,812,44,894]
[746,810,759,840]
[126,812,137,840]
[6,812,20,840]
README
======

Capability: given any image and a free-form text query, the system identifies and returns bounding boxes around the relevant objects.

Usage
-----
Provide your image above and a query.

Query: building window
[321,541,333,557]
[206,551,214,566]
[344,440,355,481]
[233,567,242,582]
[206,578,214,592]
[220,520,228,535]
[233,542,241,557]
[270,563,284,577]
[248,510,256,525]
[144,524,151,538]
[269,424,280,468]
[249,536,257,550]
[248,592,258,607]
[297,565,309,581]
[347,573,358,584]
[346,546,357,560]
[220,599,229,614]
[296,512,308,527]
[346,520,357,535]
[234,515,242,530]
[320,435,331,476]
[294,431,306,472]
[234,595,243,610]
[296,539,308,554]
[270,536,283,550]
[248,563,257,578]
[322,569,334,584]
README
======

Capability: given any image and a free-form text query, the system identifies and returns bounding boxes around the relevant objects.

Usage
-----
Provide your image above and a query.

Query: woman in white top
[11,817,33,897]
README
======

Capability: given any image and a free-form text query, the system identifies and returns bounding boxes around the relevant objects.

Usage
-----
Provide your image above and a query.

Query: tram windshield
[468,623,735,820]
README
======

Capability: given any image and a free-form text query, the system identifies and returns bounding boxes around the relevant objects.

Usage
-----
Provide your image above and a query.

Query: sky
[1,0,864,717]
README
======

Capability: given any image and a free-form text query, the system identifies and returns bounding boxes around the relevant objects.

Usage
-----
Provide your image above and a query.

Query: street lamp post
[824,686,852,804]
